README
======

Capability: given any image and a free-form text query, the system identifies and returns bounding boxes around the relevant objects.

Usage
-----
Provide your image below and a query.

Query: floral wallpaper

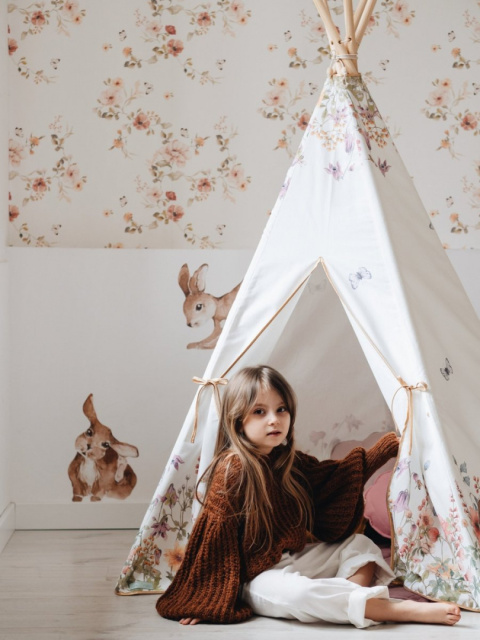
[7,0,480,249]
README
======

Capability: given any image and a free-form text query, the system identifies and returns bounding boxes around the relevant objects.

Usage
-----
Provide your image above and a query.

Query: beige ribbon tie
[391,378,428,454]
[190,377,228,443]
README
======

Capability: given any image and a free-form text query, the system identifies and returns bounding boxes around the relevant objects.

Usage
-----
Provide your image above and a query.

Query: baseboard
[15,502,148,530]
[0,503,15,553]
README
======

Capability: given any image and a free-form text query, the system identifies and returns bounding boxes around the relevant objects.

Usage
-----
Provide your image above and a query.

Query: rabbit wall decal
[68,394,139,502]
[178,263,241,349]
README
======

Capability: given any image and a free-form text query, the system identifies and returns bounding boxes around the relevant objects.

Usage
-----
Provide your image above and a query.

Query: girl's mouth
[268,431,281,436]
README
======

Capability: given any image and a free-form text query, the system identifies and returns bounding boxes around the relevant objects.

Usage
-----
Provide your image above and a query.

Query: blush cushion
[331,432,396,540]
[363,471,392,538]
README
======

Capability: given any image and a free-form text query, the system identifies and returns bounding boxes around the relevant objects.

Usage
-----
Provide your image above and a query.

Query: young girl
[156,365,461,628]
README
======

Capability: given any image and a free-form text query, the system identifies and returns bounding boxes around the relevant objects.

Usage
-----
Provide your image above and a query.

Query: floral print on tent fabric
[259,3,415,158]
[391,456,480,609]
[116,457,197,593]
[452,458,480,546]
[309,77,392,180]
[369,157,391,176]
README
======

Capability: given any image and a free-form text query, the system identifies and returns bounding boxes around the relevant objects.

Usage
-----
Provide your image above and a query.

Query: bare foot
[179,618,201,625]
[365,599,461,626]
[408,602,461,626]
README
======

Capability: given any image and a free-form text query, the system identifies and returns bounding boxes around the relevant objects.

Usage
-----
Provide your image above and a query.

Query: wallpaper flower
[7,0,480,249]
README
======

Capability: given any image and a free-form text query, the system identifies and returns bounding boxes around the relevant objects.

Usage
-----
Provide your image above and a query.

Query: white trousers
[242,534,394,629]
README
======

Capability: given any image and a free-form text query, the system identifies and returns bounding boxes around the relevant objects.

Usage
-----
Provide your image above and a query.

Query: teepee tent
[116,0,480,610]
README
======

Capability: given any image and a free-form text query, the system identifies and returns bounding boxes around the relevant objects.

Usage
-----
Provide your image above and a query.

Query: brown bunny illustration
[178,263,241,349]
[68,394,139,502]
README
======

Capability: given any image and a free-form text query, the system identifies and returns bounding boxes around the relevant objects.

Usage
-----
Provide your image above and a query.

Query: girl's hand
[179,618,201,625]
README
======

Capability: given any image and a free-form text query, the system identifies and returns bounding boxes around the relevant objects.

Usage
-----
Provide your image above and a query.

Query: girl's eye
[278,407,287,413]
[253,408,264,415]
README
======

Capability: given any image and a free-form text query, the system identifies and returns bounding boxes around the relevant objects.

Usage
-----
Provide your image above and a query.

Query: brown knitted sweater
[156,432,399,624]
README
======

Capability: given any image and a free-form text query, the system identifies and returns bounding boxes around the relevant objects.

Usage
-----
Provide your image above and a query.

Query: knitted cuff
[364,432,399,481]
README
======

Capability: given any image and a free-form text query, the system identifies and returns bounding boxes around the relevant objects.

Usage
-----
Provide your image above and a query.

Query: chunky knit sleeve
[156,457,252,624]
[296,432,399,543]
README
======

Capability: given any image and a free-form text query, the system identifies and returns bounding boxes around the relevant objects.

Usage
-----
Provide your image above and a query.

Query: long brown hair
[198,365,312,551]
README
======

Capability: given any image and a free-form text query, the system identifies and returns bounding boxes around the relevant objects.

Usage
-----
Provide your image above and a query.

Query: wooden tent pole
[355,0,377,46]
[344,0,356,49]
[312,0,338,48]
[312,0,359,75]
[353,0,368,31]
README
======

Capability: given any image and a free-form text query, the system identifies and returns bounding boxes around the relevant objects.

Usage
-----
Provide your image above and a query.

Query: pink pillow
[364,471,392,538]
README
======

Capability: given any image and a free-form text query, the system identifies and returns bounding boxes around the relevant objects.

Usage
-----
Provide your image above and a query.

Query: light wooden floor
[1,530,479,640]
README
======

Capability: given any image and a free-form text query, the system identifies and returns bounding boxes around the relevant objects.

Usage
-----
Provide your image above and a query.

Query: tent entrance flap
[267,260,394,460]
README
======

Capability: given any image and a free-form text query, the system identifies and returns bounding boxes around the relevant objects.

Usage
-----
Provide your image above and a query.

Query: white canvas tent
[116,0,480,610]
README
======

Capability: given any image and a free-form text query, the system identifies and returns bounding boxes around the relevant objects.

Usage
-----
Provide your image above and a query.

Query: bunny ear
[83,394,98,423]
[189,263,209,294]
[178,263,190,297]
[111,442,139,458]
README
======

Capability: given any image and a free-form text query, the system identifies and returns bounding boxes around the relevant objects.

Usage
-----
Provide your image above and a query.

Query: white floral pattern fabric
[116,74,480,609]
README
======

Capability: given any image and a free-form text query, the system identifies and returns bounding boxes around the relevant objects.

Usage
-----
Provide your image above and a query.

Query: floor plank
[0,530,479,639]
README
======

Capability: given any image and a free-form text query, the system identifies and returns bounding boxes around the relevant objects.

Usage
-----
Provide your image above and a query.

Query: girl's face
[241,386,291,455]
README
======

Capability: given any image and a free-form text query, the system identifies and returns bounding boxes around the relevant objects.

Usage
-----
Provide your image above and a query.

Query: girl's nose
[268,412,278,424]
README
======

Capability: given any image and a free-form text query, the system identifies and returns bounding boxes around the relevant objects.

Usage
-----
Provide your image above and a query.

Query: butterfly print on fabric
[440,358,453,380]
[349,267,372,289]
